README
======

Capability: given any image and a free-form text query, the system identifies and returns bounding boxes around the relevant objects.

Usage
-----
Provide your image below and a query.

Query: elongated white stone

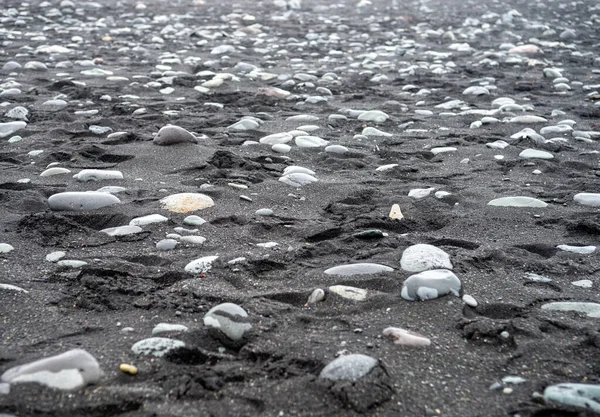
[283,166,315,175]
[557,245,596,254]
[544,383,600,412]
[129,214,168,226]
[519,149,553,159]
[509,115,547,124]
[48,192,121,211]
[260,132,293,145]
[328,285,368,301]
[362,127,392,137]
[100,225,142,236]
[160,193,214,213]
[541,302,600,317]
[153,125,197,146]
[152,323,188,335]
[73,169,123,182]
[0,121,26,138]
[488,197,547,207]
[295,135,329,148]
[357,110,389,123]
[574,193,600,207]
[279,173,318,187]
[40,167,71,177]
[324,263,393,276]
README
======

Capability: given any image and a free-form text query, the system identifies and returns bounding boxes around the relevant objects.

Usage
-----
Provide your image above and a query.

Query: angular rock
[131,337,185,357]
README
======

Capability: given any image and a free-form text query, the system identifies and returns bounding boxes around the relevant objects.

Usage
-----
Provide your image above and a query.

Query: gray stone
[487,196,547,207]
[319,354,378,381]
[48,192,121,211]
[156,239,178,251]
[324,263,393,276]
[544,383,600,412]
[73,169,123,182]
[400,244,452,272]
[204,303,252,341]
[153,125,197,146]
[0,121,26,138]
[100,225,143,236]
[185,255,219,274]
[574,193,600,207]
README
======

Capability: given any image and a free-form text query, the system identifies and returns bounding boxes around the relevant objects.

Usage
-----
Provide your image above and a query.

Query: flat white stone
[152,323,188,335]
[279,173,318,187]
[100,225,142,236]
[153,125,197,146]
[544,383,600,413]
[400,244,452,272]
[488,197,547,207]
[324,263,393,276]
[283,166,315,175]
[96,186,127,194]
[185,255,219,274]
[357,110,389,123]
[509,115,548,124]
[572,280,593,288]
[48,192,121,211]
[557,245,596,254]
[57,260,87,268]
[408,187,435,199]
[329,285,368,301]
[383,327,431,346]
[156,239,178,251]
[574,193,600,207]
[319,354,377,381]
[462,294,478,307]
[272,143,291,153]
[0,121,26,138]
[259,132,293,145]
[325,145,349,154]
[130,214,169,226]
[541,302,600,318]
[519,149,553,159]
[376,164,398,172]
[73,170,123,182]
[180,236,207,245]
[431,147,457,155]
[40,167,71,177]
[160,193,214,213]
[295,135,329,148]
[362,127,392,137]
[486,140,509,149]
[131,337,185,357]
[183,215,206,226]
[257,241,278,248]
[204,303,252,341]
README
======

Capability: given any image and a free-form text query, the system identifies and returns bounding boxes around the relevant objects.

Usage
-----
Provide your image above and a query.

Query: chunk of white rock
[488,197,547,207]
[572,280,593,288]
[185,255,219,274]
[431,147,457,155]
[180,236,207,245]
[1,349,101,391]
[357,110,389,123]
[401,269,462,301]
[295,135,329,148]
[156,239,178,251]
[383,327,431,346]
[408,187,435,199]
[400,244,452,272]
[183,215,206,226]
[362,127,392,137]
[319,354,378,381]
[204,303,252,341]
[40,167,71,177]
[324,263,393,276]
[260,132,293,145]
[0,243,14,254]
[328,285,368,301]
[131,337,185,357]
[48,192,121,211]
[509,115,548,124]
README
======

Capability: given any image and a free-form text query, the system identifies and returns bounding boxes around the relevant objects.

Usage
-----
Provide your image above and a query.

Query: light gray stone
[48,192,121,211]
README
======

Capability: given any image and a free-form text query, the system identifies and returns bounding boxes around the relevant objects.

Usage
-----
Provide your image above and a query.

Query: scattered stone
[130,214,168,226]
[119,364,138,376]
[408,188,435,199]
[156,239,178,251]
[279,173,318,187]
[462,294,478,307]
[0,121,26,138]
[306,288,327,306]
[557,245,596,254]
[45,251,66,262]
[40,167,71,177]
[544,383,600,412]
[519,149,554,160]
[73,169,123,182]
[541,302,600,317]
[572,280,593,288]
[574,193,600,207]
[100,225,143,236]
[389,204,404,220]
[0,244,14,254]
[183,215,206,226]
[57,260,88,269]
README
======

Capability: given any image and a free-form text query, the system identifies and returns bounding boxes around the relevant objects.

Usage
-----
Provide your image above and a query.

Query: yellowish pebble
[120,364,138,375]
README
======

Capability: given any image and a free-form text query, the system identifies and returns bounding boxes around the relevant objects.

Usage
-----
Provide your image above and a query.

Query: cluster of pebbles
[1,0,600,415]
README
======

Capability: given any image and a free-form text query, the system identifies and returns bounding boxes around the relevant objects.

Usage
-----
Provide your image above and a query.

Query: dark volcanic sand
[1,0,600,415]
